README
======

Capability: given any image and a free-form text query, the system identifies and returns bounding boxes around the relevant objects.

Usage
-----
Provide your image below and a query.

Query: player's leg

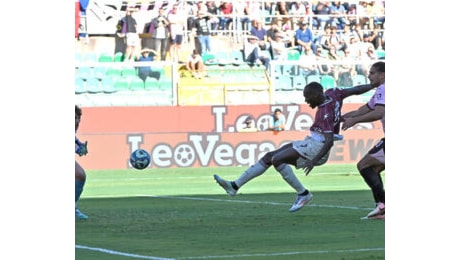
[75,160,88,219]
[358,138,385,219]
[214,143,292,195]
[271,146,313,212]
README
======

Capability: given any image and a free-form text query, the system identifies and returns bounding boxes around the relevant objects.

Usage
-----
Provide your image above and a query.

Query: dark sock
[230,181,239,190]
[360,167,385,204]
[300,190,309,196]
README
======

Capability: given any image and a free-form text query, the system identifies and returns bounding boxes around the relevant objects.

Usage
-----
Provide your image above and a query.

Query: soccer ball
[130,149,151,170]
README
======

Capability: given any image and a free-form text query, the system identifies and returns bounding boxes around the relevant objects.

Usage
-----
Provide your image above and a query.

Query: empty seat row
[75,76,173,94]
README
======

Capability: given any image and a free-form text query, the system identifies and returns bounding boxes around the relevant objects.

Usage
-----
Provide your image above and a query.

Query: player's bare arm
[342,105,385,130]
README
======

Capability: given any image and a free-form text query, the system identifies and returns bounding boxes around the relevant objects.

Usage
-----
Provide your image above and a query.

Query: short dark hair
[274,108,282,113]
[372,61,385,73]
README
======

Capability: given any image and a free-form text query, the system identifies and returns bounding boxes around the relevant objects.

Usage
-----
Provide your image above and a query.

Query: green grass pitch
[76,164,385,260]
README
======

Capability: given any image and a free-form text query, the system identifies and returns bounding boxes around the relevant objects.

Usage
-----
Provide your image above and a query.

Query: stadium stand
[75,1,385,106]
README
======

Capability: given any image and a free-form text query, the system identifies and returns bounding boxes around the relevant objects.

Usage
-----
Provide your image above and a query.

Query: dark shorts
[170,34,183,44]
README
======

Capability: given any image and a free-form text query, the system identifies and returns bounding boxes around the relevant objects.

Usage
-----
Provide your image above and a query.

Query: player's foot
[213,174,237,196]
[361,202,385,220]
[289,192,313,212]
[75,209,89,220]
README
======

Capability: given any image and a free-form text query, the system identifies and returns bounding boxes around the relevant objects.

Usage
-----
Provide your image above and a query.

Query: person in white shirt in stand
[186,49,205,79]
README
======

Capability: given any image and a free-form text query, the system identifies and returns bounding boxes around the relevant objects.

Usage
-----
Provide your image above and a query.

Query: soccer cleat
[361,202,385,220]
[213,174,237,196]
[289,192,313,212]
[75,209,88,220]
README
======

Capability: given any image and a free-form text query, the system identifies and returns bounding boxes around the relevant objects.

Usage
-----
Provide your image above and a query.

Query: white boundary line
[77,195,382,259]
[76,244,384,260]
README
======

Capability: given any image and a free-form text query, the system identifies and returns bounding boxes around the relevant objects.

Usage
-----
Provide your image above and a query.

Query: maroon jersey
[310,88,347,135]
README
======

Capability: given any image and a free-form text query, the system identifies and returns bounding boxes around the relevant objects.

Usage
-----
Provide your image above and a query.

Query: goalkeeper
[75,105,89,220]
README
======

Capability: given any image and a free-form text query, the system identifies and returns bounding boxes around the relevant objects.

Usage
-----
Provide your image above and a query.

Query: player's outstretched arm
[343,84,374,97]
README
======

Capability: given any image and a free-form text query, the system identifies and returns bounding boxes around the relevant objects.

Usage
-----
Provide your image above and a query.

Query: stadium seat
[376,49,385,59]
[129,77,145,91]
[287,50,300,61]
[75,77,86,94]
[84,52,98,63]
[292,75,307,90]
[75,53,83,63]
[144,77,160,90]
[352,74,368,85]
[98,52,113,62]
[76,66,92,80]
[320,75,336,89]
[113,77,130,91]
[159,77,173,91]
[101,77,117,93]
[122,66,138,79]
[202,52,218,66]
[229,50,245,65]
[106,67,122,77]
[306,75,321,84]
[93,66,107,79]
[86,77,102,93]
[274,75,293,91]
[114,52,124,62]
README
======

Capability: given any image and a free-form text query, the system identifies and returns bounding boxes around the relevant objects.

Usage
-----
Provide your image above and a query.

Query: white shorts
[126,33,139,46]
[367,138,385,164]
[293,136,330,169]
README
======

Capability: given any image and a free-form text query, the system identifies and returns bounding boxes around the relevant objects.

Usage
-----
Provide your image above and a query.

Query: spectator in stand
[358,45,378,77]
[314,1,333,30]
[218,2,233,33]
[239,116,258,132]
[250,19,270,52]
[233,1,251,34]
[315,47,334,77]
[135,48,160,82]
[330,1,348,29]
[186,49,205,79]
[205,1,219,35]
[271,32,288,60]
[316,25,332,51]
[290,1,307,32]
[266,19,281,45]
[329,25,346,51]
[370,1,385,29]
[275,2,292,32]
[168,4,186,63]
[359,33,376,57]
[193,10,213,54]
[295,20,316,54]
[347,36,361,60]
[120,7,139,61]
[340,24,360,49]
[357,1,373,29]
[268,108,286,132]
[151,7,169,61]
[367,26,384,50]
[326,45,342,82]
[298,46,319,78]
[243,35,271,72]
[337,48,357,87]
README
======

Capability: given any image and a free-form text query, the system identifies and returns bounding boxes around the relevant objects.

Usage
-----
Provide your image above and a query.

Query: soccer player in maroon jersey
[214,81,375,213]
[341,61,385,219]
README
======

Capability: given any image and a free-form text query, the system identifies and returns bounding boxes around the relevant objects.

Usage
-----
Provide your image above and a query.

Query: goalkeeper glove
[78,141,88,156]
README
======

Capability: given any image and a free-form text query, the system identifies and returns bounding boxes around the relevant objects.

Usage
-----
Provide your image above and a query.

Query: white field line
[77,195,382,259]
[76,244,384,260]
